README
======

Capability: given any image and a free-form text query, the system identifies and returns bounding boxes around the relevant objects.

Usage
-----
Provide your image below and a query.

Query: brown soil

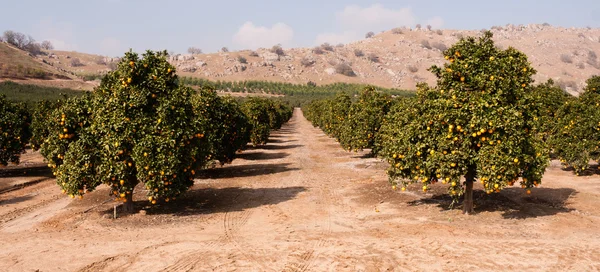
[1,109,600,271]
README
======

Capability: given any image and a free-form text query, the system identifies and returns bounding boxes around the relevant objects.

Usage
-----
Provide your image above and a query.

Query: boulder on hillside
[260,52,280,62]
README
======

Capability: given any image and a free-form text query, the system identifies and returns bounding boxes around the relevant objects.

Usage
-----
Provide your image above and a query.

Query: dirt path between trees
[1,108,600,271]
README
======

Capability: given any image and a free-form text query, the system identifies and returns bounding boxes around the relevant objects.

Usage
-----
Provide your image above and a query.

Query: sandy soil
[1,109,600,271]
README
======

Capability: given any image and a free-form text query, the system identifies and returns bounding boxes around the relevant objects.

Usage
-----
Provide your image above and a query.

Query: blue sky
[2,0,599,56]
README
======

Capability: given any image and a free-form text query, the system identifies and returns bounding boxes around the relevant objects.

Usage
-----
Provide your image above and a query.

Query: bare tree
[221,47,229,53]
[365,31,375,38]
[41,40,54,50]
[427,25,432,31]
[187,47,202,54]
[416,24,422,29]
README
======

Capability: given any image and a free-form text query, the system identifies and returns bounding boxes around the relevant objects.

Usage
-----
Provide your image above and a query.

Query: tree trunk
[463,166,476,214]
[122,191,134,214]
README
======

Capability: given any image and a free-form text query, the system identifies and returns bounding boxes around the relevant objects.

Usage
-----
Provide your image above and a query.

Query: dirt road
[1,108,600,271]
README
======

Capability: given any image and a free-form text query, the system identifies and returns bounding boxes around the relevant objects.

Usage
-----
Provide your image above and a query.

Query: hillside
[167,24,600,95]
[0,43,97,91]
[4,24,600,95]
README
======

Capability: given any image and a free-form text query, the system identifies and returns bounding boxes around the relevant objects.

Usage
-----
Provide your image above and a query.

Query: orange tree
[528,79,573,141]
[40,50,209,213]
[304,92,351,138]
[550,75,600,175]
[377,32,548,214]
[193,87,250,164]
[0,95,31,166]
[339,87,392,154]
[30,100,61,151]
[241,97,273,146]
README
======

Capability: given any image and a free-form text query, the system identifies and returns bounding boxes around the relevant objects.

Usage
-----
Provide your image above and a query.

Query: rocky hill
[6,24,600,95]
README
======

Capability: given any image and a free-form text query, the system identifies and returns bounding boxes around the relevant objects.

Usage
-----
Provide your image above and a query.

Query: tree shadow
[198,163,299,179]
[561,164,600,176]
[268,139,296,144]
[237,152,289,161]
[108,186,306,216]
[0,165,53,178]
[0,194,34,205]
[0,177,53,194]
[408,187,577,219]
[350,152,375,159]
[259,144,304,150]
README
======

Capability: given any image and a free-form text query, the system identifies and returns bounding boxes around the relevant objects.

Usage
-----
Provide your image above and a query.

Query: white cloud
[426,16,445,29]
[336,4,417,32]
[315,4,444,45]
[232,22,294,49]
[34,18,78,51]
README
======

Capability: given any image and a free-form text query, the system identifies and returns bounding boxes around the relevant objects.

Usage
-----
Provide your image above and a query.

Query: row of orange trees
[0,50,292,212]
[305,32,600,214]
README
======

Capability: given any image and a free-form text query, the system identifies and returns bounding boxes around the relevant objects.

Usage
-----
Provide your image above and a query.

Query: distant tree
[221,47,229,53]
[354,49,364,57]
[321,43,334,51]
[249,51,259,57]
[392,28,403,34]
[415,24,422,29]
[427,25,432,31]
[312,46,325,55]
[237,56,247,64]
[335,63,356,77]
[41,40,54,50]
[187,47,202,54]
[95,56,107,65]
[70,58,84,67]
[421,40,432,49]
[365,31,375,38]
[336,43,344,48]
[367,53,379,63]
[271,44,285,56]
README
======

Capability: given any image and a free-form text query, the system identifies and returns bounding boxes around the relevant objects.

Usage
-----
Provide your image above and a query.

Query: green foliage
[528,79,573,139]
[377,32,548,212]
[29,100,61,150]
[40,50,209,209]
[241,98,292,146]
[550,75,600,175]
[339,87,392,153]
[193,87,251,165]
[0,81,83,104]
[304,92,352,138]
[0,95,31,166]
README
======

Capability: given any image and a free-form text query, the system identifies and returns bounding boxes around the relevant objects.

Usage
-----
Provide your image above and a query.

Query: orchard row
[304,32,600,214]
[0,50,292,212]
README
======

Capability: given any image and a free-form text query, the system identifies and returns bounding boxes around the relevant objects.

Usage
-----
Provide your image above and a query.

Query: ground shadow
[0,165,53,178]
[259,144,304,150]
[106,186,306,216]
[350,152,375,159]
[408,187,577,219]
[198,163,299,179]
[268,139,296,144]
[0,177,53,195]
[237,152,289,161]
[561,164,600,176]
[0,194,34,205]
